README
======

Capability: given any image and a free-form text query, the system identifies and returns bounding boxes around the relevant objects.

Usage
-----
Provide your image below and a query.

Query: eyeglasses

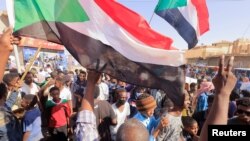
[237,109,250,116]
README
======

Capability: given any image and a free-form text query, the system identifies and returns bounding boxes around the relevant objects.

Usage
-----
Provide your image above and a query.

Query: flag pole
[20,45,42,81]
[13,45,21,73]
[149,2,159,25]
[148,13,155,24]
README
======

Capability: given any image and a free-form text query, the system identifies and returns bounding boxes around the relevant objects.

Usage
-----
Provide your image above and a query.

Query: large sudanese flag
[155,0,209,49]
[7,0,186,106]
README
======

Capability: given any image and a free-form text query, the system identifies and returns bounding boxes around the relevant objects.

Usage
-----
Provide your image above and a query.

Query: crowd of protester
[0,28,249,141]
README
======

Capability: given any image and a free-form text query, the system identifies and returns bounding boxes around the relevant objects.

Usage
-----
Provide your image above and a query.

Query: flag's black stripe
[15,21,185,106]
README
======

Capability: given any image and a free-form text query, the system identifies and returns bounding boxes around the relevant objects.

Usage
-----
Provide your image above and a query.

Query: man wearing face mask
[21,71,40,95]
[109,88,130,140]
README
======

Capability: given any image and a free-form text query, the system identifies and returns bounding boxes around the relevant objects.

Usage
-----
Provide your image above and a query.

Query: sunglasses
[237,109,250,116]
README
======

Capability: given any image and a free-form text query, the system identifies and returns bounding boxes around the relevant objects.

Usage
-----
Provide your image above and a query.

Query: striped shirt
[75,110,99,141]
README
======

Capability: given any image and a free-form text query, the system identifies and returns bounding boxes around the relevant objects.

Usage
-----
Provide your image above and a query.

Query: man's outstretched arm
[199,56,237,141]
[79,70,101,112]
[0,27,20,80]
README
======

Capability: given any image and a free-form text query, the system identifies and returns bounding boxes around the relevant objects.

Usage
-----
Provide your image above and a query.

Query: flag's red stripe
[94,0,173,50]
[191,0,209,35]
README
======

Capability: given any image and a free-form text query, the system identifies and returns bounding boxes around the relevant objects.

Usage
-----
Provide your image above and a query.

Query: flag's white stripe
[63,0,185,67]
[7,0,186,66]
[178,0,200,36]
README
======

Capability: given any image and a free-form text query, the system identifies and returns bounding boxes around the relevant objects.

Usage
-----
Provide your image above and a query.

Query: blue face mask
[136,92,142,98]
[109,83,116,88]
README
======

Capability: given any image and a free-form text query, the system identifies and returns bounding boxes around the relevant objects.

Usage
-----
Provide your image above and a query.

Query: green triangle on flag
[155,0,187,12]
[14,0,89,31]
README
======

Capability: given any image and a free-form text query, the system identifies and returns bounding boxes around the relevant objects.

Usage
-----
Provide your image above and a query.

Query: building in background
[19,36,66,70]
[185,39,250,68]
[1,10,73,71]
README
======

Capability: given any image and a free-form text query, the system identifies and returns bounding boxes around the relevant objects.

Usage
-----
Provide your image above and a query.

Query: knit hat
[136,95,156,112]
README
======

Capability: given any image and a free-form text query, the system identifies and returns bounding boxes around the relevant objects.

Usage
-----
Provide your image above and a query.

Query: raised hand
[0,27,20,52]
[80,70,101,111]
[46,78,55,86]
[0,27,20,80]
[212,56,237,95]
[199,56,237,141]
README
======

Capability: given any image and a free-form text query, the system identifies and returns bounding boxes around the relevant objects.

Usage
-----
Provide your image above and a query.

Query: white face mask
[33,78,38,82]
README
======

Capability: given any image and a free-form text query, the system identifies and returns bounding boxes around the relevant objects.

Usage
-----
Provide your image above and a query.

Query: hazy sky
[0,0,6,10]
[1,0,250,49]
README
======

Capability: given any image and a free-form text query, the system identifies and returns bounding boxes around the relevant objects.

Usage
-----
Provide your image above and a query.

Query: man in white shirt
[43,76,73,113]
[97,76,109,101]
[21,72,40,95]
[110,88,130,140]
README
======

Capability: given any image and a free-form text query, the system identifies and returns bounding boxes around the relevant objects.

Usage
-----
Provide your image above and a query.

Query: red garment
[48,102,71,128]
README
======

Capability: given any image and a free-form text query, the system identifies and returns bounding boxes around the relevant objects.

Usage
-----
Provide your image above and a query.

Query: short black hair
[241,90,250,98]
[190,83,197,88]
[55,76,64,83]
[68,71,74,75]
[0,82,8,99]
[208,95,214,104]
[161,95,174,111]
[115,88,127,95]
[23,94,38,108]
[137,93,150,101]
[79,70,87,75]
[182,116,197,128]
[9,69,18,73]
[3,73,19,85]
[58,70,64,75]
[22,71,33,78]
[236,97,250,107]
[230,90,240,101]
[50,71,58,79]
[49,87,60,93]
